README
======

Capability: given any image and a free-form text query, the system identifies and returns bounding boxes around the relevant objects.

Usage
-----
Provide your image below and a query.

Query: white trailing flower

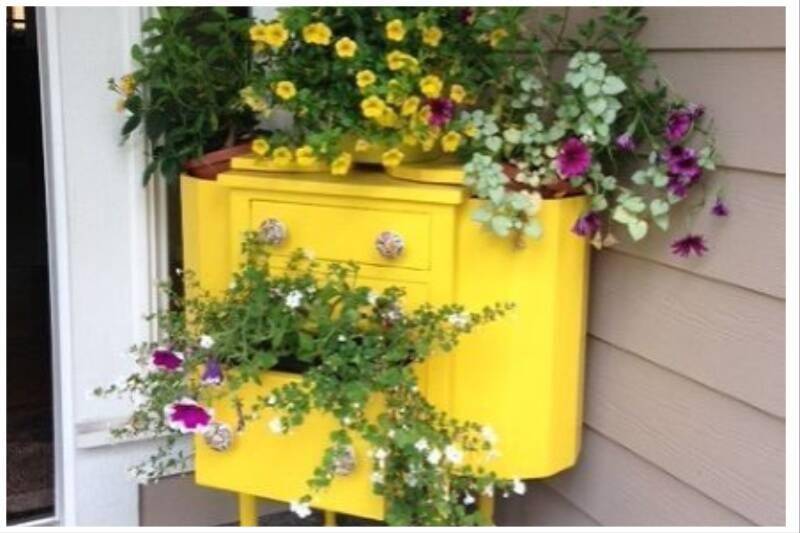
[199,335,215,349]
[426,448,442,465]
[387,429,396,439]
[404,472,418,487]
[414,438,429,452]
[444,444,463,464]
[266,395,277,406]
[481,425,498,445]
[463,493,476,505]
[447,312,471,330]
[512,478,527,495]
[482,483,495,497]
[289,500,312,519]
[367,291,379,305]
[373,448,389,461]
[370,471,384,485]
[337,334,347,342]
[268,417,284,434]
[285,290,304,309]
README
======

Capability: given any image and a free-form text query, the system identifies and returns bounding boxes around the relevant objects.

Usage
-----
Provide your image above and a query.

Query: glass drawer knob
[259,218,288,246]
[375,231,404,259]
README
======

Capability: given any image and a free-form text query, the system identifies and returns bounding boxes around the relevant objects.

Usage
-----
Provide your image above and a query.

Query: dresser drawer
[250,200,431,271]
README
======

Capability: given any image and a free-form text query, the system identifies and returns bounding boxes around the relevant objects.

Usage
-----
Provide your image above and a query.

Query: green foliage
[96,234,521,525]
[109,8,256,184]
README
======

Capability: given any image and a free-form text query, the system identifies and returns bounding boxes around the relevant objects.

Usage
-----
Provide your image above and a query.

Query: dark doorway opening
[6,6,56,524]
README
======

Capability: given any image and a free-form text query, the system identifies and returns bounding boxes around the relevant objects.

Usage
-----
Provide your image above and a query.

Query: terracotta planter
[183,143,252,180]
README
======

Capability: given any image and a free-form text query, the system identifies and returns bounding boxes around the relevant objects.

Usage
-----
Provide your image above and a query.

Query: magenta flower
[614,133,637,152]
[164,398,213,433]
[572,212,602,237]
[664,109,694,144]
[686,102,705,119]
[427,98,455,127]
[151,348,183,372]
[711,197,729,217]
[201,359,224,386]
[663,145,702,199]
[555,137,592,179]
[671,234,709,258]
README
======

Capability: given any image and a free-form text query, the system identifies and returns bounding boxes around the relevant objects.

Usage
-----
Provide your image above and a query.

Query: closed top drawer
[251,200,431,270]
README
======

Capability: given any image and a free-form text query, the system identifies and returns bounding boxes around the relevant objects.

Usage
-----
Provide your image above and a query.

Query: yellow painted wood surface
[182,164,590,520]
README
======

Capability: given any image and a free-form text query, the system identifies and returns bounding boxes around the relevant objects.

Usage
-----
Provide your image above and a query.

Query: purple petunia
[427,98,455,127]
[671,234,709,258]
[711,197,729,217]
[164,398,213,433]
[555,137,592,179]
[572,212,602,237]
[686,102,705,119]
[614,133,637,152]
[664,109,694,144]
[201,359,224,386]
[151,348,184,372]
[663,145,702,199]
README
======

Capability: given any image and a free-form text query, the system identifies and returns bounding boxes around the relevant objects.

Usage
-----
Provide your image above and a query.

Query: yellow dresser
[182,160,590,522]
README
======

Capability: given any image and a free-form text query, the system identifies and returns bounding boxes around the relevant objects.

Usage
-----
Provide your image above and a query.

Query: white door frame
[35,6,165,526]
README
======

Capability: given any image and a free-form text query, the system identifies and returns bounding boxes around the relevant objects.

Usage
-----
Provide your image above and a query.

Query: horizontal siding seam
[600,248,786,303]
[646,46,786,53]
[586,333,786,421]
[715,164,786,178]
[564,424,757,526]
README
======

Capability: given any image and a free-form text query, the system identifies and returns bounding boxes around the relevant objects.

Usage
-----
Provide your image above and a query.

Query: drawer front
[250,200,431,271]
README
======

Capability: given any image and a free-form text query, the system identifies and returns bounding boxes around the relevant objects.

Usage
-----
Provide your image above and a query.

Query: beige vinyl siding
[497,6,785,527]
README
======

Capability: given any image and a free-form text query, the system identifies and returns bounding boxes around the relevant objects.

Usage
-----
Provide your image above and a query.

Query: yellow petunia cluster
[419,74,443,98]
[250,22,289,50]
[274,81,297,101]
[335,37,358,58]
[331,152,352,175]
[385,19,406,41]
[356,70,376,89]
[303,22,332,45]
[240,86,268,113]
[422,26,443,47]
[361,96,386,119]
[251,138,270,157]
[386,50,418,72]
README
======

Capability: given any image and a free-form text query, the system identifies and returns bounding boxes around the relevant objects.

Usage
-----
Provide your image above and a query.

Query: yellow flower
[422,26,443,47]
[240,86,268,113]
[377,107,399,128]
[354,139,371,152]
[418,105,432,124]
[402,132,419,146]
[385,19,406,42]
[441,131,462,153]
[361,96,386,119]
[302,22,332,45]
[463,122,479,138]
[386,79,405,105]
[422,133,438,152]
[251,138,270,157]
[381,148,405,168]
[274,81,297,101]
[295,145,316,166]
[489,28,509,48]
[386,50,412,71]
[249,24,269,43]
[401,96,420,116]
[264,22,289,49]
[419,74,443,98]
[331,152,352,175]
[449,84,466,104]
[119,74,136,96]
[356,70,376,89]
[272,146,292,166]
[335,37,358,58]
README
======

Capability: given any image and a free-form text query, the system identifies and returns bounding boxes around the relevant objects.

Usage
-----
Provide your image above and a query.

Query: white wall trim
[37,6,76,526]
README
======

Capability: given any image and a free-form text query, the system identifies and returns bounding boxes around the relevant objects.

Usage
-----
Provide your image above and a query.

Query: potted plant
[109,7,256,182]
[96,234,525,526]
[241,7,526,174]
[453,7,722,254]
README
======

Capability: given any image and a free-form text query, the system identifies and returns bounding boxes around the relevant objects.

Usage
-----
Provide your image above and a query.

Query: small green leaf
[582,80,600,97]
[601,76,626,95]
[653,214,670,231]
[524,219,543,239]
[649,199,670,217]
[627,219,648,241]
[612,206,637,225]
[587,97,607,116]
[490,215,512,236]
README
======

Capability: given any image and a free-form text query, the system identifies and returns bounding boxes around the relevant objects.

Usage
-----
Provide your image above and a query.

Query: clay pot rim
[183,142,252,170]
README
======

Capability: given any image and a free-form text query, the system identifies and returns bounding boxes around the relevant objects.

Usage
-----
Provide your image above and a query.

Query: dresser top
[218,167,468,206]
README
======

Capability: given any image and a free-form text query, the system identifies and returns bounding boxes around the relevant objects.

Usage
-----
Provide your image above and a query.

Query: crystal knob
[375,231,404,259]
[259,218,288,246]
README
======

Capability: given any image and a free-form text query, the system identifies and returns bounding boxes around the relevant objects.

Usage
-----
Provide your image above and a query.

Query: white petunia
[444,444,463,464]
[285,290,304,309]
[447,312,471,330]
[481,425,498,445]
[463,493,476,505]
[426,448,442,465]
[268,417,284,434]
[373,448,389,461]
[289,500,312,519]
[199,335,215,349]
[414,438,429,452]
[512,478,527,495]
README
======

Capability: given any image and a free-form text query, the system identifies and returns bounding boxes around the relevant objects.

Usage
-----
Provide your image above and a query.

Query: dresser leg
[238,493,258,526]
[323,510,336,526]
[478,495,494,525]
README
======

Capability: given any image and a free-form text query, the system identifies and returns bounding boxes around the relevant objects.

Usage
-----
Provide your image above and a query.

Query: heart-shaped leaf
[650,198,670,216]
[582,80,600,97]
[627,219,649,241]
[601,76,626,95]
[587,97,607,116]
